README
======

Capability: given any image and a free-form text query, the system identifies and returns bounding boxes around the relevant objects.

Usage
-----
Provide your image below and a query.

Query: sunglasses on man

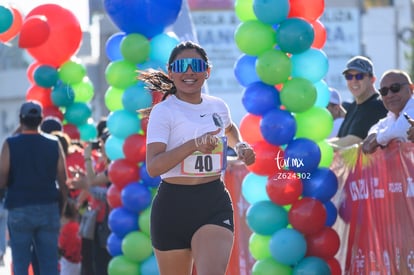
[169,58,209,73]
[344,73,367,81]
[379,82,409,96]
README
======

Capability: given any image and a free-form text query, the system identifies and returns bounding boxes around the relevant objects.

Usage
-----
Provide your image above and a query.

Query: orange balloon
[26,85,53,107]
[18,15,50,48]
[239,113,264,144]
[311,20,327,49]
[0,7,22,43]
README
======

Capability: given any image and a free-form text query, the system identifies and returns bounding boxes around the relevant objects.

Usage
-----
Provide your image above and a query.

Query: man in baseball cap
[342,55,374,76]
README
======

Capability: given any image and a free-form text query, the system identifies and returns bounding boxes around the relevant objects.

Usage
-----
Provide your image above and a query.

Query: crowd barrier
[224,140,414,274]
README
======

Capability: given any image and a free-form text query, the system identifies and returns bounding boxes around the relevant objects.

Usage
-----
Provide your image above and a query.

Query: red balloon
[311,20,327,49]
[152,90,163,105]
[0,7,22,43]
[305,226,340,259]
[246,140,283,176]
[266,172,303,205]
[63,123,80,140]
[239,113,264,144]
[123,134,146,164]
[288,197,327,235]
[26,85,53,107]
[107,184,122,208]
[26,4,82,67]
[43,105,64,121]
[18,15,50,48]
[108,159,140,190]
[288,0,325,22]
[140,116,149,135]
[326,257,342,275]
[26,61,42,84]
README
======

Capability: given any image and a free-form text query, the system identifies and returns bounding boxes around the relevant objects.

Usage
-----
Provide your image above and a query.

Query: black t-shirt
[337,93,388,139]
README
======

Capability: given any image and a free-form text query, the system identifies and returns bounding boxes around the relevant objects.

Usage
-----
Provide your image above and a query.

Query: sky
[1,0,89,29]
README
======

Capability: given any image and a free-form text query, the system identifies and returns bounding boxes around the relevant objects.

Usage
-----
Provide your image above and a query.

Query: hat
[19,101,42,118]
[41,116,63,133]
[343,55,374,75]
[329,88,341,105]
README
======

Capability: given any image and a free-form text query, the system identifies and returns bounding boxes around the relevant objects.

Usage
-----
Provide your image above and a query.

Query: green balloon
[138,208,151,237]
[108,255,140,275]
[121,33,150,64]
[105,86,125,112]
[294,107,333,142]
[105,60,138,89]
[318,140,334,168]
[234,0,257,22]
[234,20,276,56]
[252,258,292,275]
[249,233,272,260]
[58,60,87,85]
[256,49,291,85]
[72,78,94,103]
[280,77,316,113]
[122,231,153,263]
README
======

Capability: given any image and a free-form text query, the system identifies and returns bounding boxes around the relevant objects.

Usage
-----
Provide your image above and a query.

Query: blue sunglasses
[169,58,209,73]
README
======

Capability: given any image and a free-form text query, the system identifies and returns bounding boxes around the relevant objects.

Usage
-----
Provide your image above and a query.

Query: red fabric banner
[332,141,414,274]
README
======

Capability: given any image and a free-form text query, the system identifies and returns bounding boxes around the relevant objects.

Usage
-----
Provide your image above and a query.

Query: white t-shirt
[146,94,232,179]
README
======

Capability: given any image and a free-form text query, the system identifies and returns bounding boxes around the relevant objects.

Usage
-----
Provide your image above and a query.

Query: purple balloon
[104,0,182,38]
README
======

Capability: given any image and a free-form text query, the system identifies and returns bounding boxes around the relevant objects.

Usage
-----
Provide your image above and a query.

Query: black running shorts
[150,179,234,251]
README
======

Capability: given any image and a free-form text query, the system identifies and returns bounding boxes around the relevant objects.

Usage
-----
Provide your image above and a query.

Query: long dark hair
[138,41,209,101]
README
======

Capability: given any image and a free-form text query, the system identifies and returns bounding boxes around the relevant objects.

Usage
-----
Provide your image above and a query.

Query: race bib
[181,137,227,176]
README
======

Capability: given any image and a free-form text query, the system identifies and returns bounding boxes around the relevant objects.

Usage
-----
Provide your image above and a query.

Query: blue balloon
[324,200,338,227]
[276,18,314,54]
[241,172,269,204]
[313,80,330,108]
[140,255,160,275]
[122,83,153,113]
[149,32,179,64]
[108,207,139,238]
[253,0,289,25]
[302,168,338,202]
[270,228,307,266]
[107,109,141,139]
[291,48,329,83]
[104,0,182,38]
[284,138,321,173]
[107,232,123,256]
[105,32,125,61]
[246,201,288,235]
[64,102,92,126]
[121,182,152,213]
[234,54,260,87]
[104,135,125,161]
[51,82,75,107]
[140,163,161,188]
[34,65,58,88]
[242,82,280,115]
[260,109,296,146]
[139,59,167,72]
[293,256,331,275]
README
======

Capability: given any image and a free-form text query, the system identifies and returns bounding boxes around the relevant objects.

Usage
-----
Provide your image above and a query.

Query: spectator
[40,116,63,134]
[327,87,346,138]
[328,55,388,150]
[362,69,414,153]
[0,100,68,275]
[58,198,81,275]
